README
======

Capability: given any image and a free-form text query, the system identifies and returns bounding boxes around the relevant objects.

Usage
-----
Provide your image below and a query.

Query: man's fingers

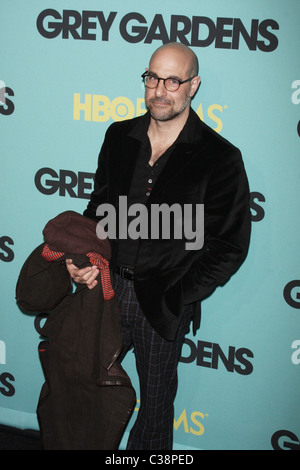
[65,259,99,288]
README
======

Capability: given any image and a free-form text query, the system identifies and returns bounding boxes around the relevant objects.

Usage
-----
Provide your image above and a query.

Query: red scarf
[42,244,115,301]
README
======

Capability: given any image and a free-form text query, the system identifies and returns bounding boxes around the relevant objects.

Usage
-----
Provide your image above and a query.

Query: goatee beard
[146,94,191,122]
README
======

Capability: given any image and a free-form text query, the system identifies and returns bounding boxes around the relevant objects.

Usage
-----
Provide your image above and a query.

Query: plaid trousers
[114,274,195,450]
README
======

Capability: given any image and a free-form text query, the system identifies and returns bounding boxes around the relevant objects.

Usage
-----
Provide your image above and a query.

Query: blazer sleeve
[83,128,110,221]
[182,146,251,304]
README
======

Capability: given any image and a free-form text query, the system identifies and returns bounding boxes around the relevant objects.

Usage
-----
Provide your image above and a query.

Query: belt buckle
[119,266,133,281]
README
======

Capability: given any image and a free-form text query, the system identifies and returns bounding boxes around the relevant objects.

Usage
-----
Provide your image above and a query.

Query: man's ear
[190,76,201,98]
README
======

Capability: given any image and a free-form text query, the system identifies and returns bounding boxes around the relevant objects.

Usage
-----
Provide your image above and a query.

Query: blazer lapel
[118,112,150,196]
[146,141,204,204]
[119,135,141,196]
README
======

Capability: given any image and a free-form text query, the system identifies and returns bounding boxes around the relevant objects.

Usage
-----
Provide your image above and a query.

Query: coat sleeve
[83,126,112,222]
[16,244,72,312]
[182,146,251,304]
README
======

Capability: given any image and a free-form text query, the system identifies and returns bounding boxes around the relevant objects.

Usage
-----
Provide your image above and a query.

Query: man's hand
[65,259,99,290]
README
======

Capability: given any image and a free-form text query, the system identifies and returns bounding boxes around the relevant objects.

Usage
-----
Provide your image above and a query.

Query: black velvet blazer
[84,109,251,340]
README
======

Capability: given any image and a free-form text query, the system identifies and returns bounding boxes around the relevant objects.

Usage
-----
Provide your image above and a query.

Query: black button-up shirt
[116,112,190,268]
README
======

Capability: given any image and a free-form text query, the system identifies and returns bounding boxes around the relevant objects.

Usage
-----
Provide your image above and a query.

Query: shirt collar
[128,108,200,145]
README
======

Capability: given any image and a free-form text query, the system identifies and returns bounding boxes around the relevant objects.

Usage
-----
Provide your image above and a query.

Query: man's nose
[155,79,167,97]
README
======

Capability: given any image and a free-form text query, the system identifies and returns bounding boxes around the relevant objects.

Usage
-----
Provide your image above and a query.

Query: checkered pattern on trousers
[113,274,195,450]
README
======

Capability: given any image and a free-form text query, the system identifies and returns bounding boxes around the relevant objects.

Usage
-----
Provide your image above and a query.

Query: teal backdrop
[1,0,299,450]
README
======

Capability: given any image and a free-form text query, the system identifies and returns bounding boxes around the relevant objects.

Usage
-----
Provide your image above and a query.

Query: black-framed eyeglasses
[141,72,196,92]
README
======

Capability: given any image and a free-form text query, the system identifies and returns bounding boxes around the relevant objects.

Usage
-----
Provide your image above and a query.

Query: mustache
[148,97,172,105]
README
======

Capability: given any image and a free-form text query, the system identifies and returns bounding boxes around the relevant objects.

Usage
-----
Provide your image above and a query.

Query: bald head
[149,42,199,77]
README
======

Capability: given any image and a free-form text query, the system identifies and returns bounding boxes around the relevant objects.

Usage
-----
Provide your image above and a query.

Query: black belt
[116,266,134,281]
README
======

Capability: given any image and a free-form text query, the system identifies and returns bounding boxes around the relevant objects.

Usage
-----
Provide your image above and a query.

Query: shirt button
[146,192,150,196]
[148,179,152,183]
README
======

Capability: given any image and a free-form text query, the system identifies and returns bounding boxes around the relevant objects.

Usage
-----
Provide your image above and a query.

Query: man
[66,42,251,449]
